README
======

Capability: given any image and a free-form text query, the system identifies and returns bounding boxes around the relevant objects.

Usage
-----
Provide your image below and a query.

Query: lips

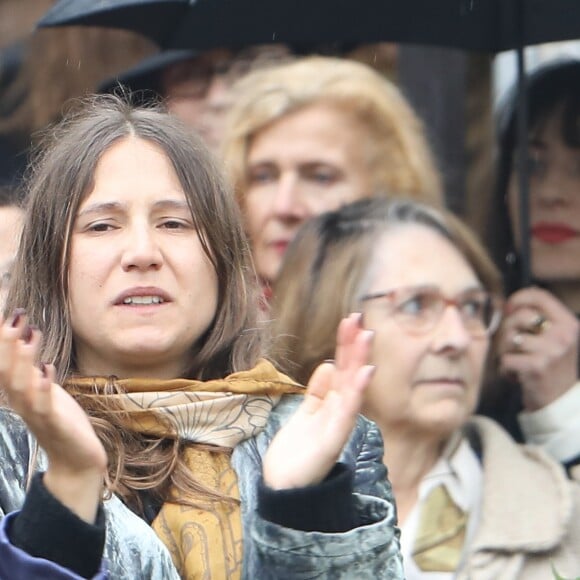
[415,377,466,388]
[113,286,172,306]
[270,240,290,255]
[532,223,579,244]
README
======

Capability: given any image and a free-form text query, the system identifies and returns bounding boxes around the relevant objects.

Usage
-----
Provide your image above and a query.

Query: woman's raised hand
[497,287,579,411]
[0,311,107,523]
[263,313,374,489]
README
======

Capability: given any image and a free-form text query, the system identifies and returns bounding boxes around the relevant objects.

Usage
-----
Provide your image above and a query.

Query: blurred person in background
[100,45,293,154]
[271,196,580,579]
[222,56,443,298]
[481,59,580,473]
[100,43,398,155]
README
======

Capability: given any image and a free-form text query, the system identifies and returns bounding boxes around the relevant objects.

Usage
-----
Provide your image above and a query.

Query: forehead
[78,137,187,210]
[367,225,479,292]
[248,104,367,164]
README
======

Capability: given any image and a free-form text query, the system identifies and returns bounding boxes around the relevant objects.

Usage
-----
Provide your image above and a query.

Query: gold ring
[512,332,525,352]
[528,314,549,335]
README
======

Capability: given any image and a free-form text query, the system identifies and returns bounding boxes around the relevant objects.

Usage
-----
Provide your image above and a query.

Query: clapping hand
[263,313,374,489]
[0,311,107,523]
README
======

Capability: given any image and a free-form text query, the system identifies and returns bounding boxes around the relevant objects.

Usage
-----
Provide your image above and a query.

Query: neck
[543,280,580,314]
[76,351,187,380]
[380,423,447,524]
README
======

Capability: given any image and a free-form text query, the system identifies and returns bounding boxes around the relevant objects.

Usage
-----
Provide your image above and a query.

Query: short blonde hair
[222,56,443,207]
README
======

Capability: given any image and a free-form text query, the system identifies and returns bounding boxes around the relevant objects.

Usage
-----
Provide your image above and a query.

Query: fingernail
[40,362,47,377]
[353,312,363,326]
[367,365,377,378]
[10,308,25,327]
[323,358,335,364]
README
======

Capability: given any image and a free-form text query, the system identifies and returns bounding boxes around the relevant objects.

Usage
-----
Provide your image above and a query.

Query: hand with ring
[497,287,579,411]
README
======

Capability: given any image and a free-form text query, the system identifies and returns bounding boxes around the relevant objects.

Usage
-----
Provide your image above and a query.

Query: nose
[534,167,570,206]
[430,305,471,355]
[204,76,231,113]
[271,173,308,221]
[121,224,163,272]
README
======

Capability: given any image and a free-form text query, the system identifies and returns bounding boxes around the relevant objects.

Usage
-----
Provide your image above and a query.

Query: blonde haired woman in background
[222,56,443,295]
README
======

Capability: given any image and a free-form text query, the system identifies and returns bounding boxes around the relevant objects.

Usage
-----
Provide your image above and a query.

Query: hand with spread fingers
[497,287,579,411]
[0,311,107,524]
[263,313,375,490]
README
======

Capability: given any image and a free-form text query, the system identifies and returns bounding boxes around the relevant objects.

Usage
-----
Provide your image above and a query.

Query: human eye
[85,221,116,233]
[305,165,339,185]
[160,218,192,230]
[459,293,487,321]
[247,165,277,185]
[396,291,431,317]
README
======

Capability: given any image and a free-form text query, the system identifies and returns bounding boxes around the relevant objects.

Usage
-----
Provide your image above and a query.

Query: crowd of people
[0,6,579,579]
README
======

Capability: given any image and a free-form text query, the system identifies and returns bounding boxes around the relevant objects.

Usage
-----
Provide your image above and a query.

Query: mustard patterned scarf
[67,360,304,579]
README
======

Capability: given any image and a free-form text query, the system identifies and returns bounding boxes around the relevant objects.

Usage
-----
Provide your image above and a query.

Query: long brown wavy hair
[5,95,265,513]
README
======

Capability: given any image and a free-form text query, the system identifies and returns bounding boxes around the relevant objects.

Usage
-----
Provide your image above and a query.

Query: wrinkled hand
[0,312,107,522]
[263,313,374,490]
[497,287,579,411]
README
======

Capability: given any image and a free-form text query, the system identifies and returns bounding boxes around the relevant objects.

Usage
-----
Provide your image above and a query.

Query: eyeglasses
[163,47,292,101]
[360,285,502,338]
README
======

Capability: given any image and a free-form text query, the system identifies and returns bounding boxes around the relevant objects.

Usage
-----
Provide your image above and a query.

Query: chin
[419,405,469,435]
[533,266,580,283]
[532,251,580,281]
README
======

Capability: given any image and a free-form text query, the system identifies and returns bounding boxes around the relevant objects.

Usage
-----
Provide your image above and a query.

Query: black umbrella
[38,0,580,286]
[37,0,580,52]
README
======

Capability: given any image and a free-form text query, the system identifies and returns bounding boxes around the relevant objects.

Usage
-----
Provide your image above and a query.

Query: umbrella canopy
[38,0,187,47]
[37,0,580,286]
[39,0,580,52]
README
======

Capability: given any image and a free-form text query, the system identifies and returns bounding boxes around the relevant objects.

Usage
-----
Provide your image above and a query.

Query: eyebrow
[76,198,191,218]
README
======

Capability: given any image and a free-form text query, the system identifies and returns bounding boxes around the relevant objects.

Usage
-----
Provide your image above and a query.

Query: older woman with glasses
[271,197,580,579]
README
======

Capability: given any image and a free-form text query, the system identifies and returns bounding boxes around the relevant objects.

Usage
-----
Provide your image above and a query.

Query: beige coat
[457,416,580,580]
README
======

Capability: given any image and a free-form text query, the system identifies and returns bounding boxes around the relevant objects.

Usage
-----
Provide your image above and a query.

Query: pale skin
[0,136,374,526]
[360,227,490,523]
[244,104,372,284]
[505,112,580,410]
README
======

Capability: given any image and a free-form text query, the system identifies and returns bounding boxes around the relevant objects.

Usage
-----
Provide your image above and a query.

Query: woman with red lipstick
[222,56,443,300]
[0,97,403,579]
[481,59,580,473]
[271,197,580,579]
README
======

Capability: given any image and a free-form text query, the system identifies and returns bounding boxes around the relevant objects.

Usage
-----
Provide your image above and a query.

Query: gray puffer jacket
[0,396,403,579]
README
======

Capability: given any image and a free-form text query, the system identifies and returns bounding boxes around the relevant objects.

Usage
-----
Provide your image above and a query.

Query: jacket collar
[467,416,574,553]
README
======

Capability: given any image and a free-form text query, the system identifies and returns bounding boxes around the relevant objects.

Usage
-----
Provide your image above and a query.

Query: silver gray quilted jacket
[0,396,403,579]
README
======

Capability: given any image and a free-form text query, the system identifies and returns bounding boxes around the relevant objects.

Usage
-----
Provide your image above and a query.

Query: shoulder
[469,415,580,525]
[467,417,580,571]
[469,415,567,478]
